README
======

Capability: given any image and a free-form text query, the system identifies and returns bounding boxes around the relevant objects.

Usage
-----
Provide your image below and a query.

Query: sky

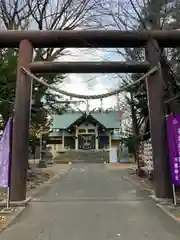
[56,47,128,111]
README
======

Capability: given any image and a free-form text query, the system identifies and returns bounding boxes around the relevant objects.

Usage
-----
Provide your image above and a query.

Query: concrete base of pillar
[150,194,172,203]
[0,197,31,207]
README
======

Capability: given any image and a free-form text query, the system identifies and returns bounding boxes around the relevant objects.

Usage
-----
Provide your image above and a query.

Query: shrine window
[88,129,95,133]
[78,129,86,133]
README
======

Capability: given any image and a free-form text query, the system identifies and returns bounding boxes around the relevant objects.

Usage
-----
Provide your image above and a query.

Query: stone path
[0,164,180,240]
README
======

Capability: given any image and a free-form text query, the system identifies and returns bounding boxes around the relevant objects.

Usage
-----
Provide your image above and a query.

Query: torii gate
[1,29,178,202]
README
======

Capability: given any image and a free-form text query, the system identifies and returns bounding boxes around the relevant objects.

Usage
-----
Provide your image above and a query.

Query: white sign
[109,147,117,163]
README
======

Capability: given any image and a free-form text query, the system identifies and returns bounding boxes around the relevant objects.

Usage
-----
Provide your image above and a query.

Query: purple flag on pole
[0,119,12,188]
[167,115,180,185]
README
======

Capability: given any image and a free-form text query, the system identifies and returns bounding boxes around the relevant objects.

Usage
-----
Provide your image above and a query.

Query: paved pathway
[1,164,180,239]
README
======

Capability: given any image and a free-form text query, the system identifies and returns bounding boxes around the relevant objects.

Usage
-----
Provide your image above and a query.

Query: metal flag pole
[6,118,13,212]
[6,186,10,209]
[172,184,177,206]
[6,118,13,210]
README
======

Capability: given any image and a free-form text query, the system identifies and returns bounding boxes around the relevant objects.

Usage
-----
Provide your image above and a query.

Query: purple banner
[0,119,12,187]
[167,115,180,185]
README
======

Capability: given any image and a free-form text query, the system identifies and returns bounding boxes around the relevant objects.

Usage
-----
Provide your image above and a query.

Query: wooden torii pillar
[146,40,172,198]
[10,40,33,201]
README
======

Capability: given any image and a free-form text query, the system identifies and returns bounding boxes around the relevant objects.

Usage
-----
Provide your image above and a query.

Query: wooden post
[75,127,78,150]
[10,40,33,201]
[95,127,98,150]
[146,40,172,198]
[109,133,111,149]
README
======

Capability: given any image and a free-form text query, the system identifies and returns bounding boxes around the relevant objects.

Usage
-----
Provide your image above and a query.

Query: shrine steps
[53,150,109,164]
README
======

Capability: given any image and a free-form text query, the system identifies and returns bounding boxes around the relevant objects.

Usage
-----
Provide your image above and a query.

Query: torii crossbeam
[0,30,179,47]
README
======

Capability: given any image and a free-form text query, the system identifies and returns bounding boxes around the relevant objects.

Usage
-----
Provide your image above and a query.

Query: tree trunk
[130,92,141,170]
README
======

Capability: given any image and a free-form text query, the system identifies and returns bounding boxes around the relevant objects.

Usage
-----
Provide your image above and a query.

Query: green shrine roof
[52,111,121,129]
[91,112,121,129]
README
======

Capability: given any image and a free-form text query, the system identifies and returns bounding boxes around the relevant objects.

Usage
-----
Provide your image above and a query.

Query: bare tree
[0,0,99,129]
[0,0,97,56]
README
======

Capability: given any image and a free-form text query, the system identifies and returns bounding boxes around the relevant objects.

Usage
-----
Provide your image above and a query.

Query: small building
[48,110,122,152]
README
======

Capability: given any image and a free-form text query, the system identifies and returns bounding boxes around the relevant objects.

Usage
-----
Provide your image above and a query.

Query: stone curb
[126,168,173,203]
[156,204,180,224]
[149,195,172,204]
[0,207,26,233]
[27,165,71,199]
[123,174,154,195]
[0,197,31,207]
[126,168,180,224]
[0,165,71,233]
